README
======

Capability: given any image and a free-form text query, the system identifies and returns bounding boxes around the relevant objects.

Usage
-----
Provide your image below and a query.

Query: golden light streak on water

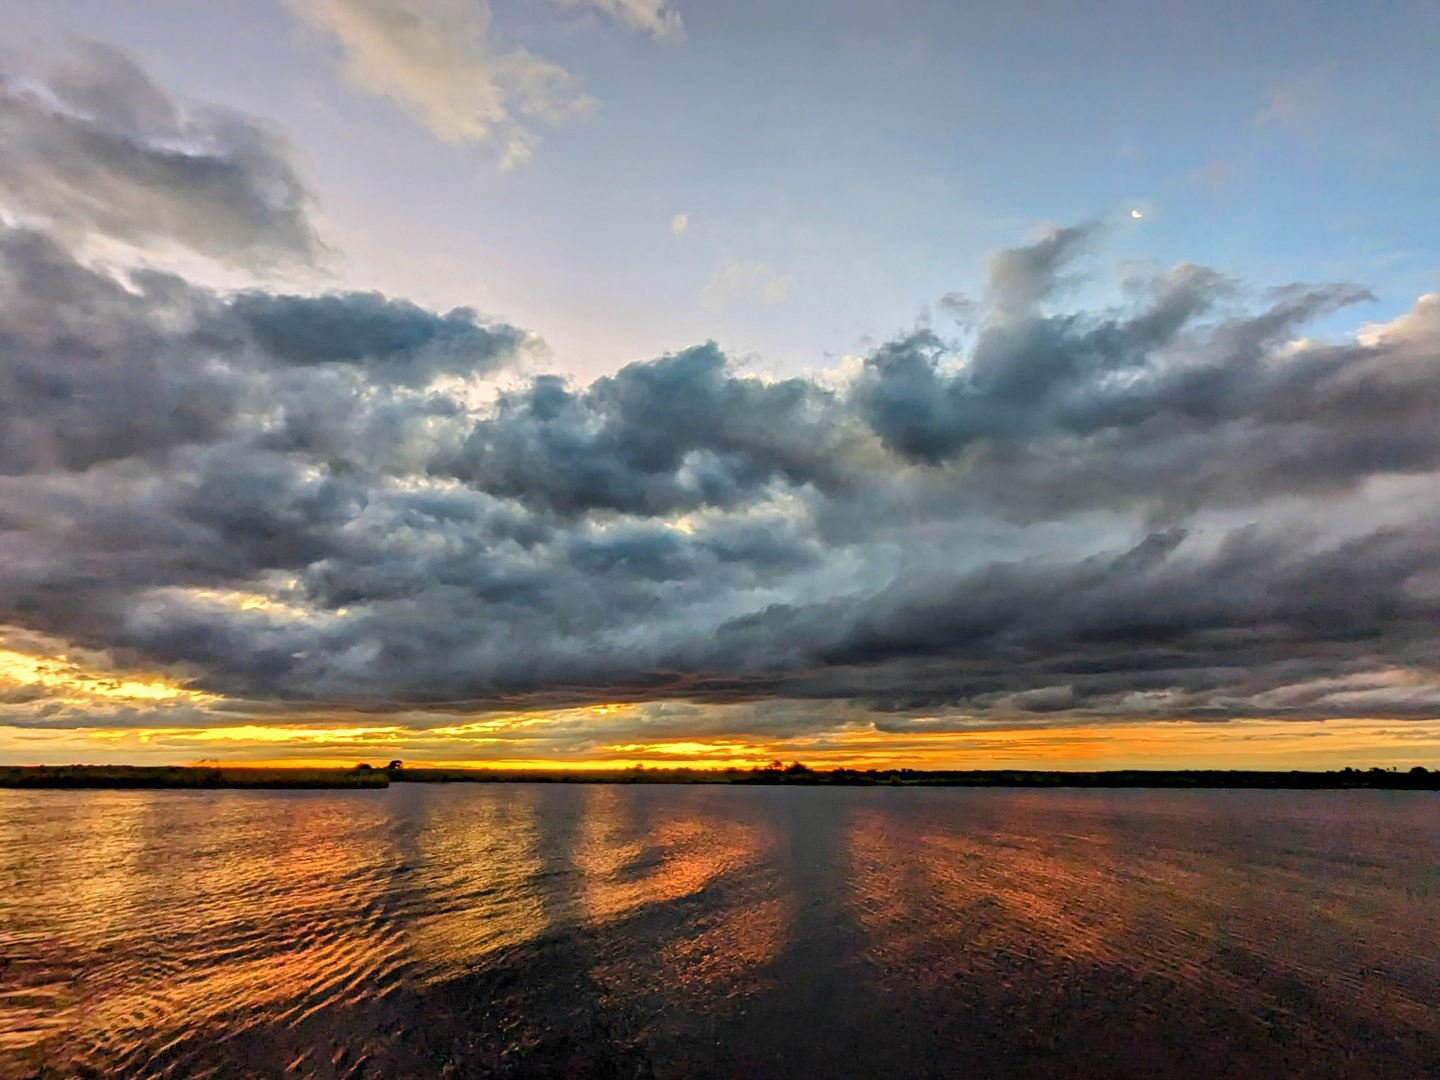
[0,784,793,1076]
[4,787,1440,1077]
[570,785,774,924]
[392,786,549,977]
[840,790,1440,1037]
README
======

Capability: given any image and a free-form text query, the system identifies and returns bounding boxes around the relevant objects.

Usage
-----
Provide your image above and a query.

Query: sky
[1,0,1439,769]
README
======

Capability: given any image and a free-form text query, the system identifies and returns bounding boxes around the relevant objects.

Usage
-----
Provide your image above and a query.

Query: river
[3,784,1438,1078]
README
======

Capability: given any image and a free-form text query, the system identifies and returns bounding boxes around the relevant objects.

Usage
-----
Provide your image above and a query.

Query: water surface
[3,784,1438,1078]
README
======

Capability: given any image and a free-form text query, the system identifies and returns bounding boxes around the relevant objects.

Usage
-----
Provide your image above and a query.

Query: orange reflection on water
[397,786,550,978]
[844,794,1173,988]
[0,790,403,1072]
[652,894,788,995]
[9,786,1440,1078]
[570,787,789,1002]
[572,785,773,924]
[842,790,1440,1032]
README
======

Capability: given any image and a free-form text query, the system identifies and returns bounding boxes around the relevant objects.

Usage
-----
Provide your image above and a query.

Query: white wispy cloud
[288,0,596,164]
[288,0,685,164]
[556,0,684,40]
[700,255,792,309]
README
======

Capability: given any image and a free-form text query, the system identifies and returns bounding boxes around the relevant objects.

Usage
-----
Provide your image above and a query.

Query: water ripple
[3,785,1440,1078]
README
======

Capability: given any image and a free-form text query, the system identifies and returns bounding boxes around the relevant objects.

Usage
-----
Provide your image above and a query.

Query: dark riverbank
[2,763,1437,790]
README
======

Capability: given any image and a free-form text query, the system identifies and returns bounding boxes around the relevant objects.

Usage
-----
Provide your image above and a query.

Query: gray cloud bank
[4,49,1440,734]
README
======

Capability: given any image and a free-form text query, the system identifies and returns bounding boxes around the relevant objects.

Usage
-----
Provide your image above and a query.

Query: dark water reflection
[3,785,1439,1078]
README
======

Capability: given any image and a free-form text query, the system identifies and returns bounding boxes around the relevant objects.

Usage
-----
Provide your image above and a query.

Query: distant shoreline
[1,764,1437,791]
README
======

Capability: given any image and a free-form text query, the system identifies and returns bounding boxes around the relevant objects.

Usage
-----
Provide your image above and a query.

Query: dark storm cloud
[0,227,525,478]
[228,292,524,387]
[0,228,236,474]
[4,45,1440,736]
[0,41,322,270]
[698,520,1440,719]
[854,243,1372,485]
[435,343,857,516]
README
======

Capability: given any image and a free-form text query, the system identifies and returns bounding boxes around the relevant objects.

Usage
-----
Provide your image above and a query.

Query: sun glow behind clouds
[2,623,1439,770]
[3,627,1440,771]
[0,636,215,709]
[3,714,1440,771]
[176,588,319,620]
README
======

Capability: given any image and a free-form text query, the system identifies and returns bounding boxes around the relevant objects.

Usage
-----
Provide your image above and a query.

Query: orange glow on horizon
[4,715,1440,771]
[5,624,1438,772]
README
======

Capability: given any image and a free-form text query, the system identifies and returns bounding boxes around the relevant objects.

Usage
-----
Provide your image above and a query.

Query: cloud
[700,256,792,310]
[284,0,683,166]
[1258,69,1337,127]
[702,518,1440,720]
[557,0,684,39]
[0,41,323,271]
[289,0,596,163]
[228,291,527,387]
[985,220,1097,319]
[852,236,1381,502]
[431,343,858,516]
[4,48,1440,750]
[7,215,1440,734]
[0,229,526,478]
[936,291,978,328]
